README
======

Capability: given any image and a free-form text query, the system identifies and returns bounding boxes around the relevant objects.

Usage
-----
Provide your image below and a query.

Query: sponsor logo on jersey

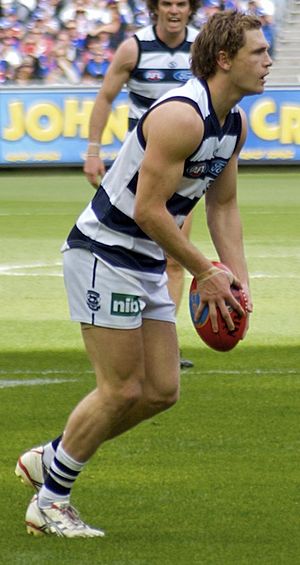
[210,159,227,176]
[144,70,165,81]
[86,290,101,311]
[185,158,228,179]
[111,293,141,316]
[173,70,193,82]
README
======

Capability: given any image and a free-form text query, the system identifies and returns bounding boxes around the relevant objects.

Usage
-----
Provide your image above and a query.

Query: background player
[84,0,201,368]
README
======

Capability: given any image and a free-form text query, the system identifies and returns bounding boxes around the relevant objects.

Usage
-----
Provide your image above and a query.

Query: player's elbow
[134,199,166,239]
[134,203,152,232]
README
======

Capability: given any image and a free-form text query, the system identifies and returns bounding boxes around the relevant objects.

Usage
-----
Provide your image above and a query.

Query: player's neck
[155,24,186,48]
[207,77,242,126]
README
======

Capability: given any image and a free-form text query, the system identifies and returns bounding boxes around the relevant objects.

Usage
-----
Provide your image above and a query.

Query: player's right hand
[195,270,245,333]
[83,156,106,189]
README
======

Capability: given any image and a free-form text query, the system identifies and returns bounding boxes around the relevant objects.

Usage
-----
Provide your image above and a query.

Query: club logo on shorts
[86,290,101,311]
[111,293,141,316]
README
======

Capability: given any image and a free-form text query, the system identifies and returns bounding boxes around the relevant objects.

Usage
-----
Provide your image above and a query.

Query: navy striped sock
[38,442,85,508]
[43,434,62,469]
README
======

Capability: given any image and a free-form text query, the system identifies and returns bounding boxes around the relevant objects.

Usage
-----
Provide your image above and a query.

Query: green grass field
[0,167,300,564]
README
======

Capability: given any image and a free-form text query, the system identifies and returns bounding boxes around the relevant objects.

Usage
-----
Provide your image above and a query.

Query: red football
[189,262,248,352]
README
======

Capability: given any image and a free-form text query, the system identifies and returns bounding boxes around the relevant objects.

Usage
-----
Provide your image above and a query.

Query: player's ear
[217,50,231,71]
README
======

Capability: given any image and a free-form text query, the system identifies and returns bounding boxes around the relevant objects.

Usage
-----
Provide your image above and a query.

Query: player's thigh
[81,324,145,390]
[142,319,180,398]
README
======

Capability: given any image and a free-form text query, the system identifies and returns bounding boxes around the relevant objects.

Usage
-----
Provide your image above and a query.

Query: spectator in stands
[0,19,22,69]
[82,44,110,83]
[13,54,41,84]
[3,0,278,84]
[0,59,14,84]
[64,18,90,55]
[89,0,128,51]
[15,0,38,22]
[55,28,78,61]
[21,28,53,58]
[246,0,275,56]
[193,0,238,27]
[24,23,55,55]
[44,43,81,84]
[257,8,275,56]
[32,7,61,35]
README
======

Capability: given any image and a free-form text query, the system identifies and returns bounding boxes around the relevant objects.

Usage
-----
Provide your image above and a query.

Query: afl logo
[173,70,193,81]
[144,70,165,81]
[186,163,207,178]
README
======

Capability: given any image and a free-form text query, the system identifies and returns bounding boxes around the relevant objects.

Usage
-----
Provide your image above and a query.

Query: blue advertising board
[0,86,299,166]
[239,88,300,163]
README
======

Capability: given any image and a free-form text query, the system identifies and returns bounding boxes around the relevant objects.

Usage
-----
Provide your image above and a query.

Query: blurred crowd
[0,0,276,86]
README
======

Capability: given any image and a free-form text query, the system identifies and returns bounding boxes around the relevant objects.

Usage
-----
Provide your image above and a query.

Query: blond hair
[191,10,262,80]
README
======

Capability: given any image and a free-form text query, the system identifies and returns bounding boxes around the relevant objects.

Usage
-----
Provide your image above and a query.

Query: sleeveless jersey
[65,78,242,280]
[126,24,198,130]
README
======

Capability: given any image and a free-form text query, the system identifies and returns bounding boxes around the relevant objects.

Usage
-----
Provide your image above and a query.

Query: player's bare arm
[134,102,240,331]
[205,109,252,310]
[135,101,207,269]
[84,37,138,187]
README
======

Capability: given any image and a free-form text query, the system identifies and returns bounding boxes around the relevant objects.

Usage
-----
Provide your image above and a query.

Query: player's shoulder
[186,25,199,41]
[133,24,155,41]
[149,93,204,141]
[112,35,139,68]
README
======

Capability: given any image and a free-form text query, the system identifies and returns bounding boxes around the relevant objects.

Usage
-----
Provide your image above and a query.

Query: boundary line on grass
[1,368,297,376]
[0,378,79,389]
[0,369,91,375]
[1,261,300,279]
[0,261,63,277]
[0,368,298,389]
[181,369,299,376]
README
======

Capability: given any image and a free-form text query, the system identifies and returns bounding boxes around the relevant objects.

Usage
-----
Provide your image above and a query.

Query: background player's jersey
[126,25,198,130]
[65,78,242,279]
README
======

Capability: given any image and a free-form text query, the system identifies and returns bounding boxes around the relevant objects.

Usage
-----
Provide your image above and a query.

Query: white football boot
[26,495,105,538]
[15,446,47,491]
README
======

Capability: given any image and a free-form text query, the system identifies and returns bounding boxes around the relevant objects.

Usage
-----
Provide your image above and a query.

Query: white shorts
[63,248,176,329]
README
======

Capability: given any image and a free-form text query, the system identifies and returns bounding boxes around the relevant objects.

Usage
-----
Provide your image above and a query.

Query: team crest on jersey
[86,290,101,311]
[173,70,193,81]
[144,70,165,81]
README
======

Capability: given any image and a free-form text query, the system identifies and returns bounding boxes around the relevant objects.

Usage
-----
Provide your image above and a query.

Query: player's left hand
[195,269,245,333]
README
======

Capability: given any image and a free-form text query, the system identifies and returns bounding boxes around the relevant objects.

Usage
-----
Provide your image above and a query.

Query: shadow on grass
[1,344,299,378]
[180,343,300,373]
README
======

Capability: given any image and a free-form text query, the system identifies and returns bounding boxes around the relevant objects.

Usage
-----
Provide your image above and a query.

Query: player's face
[230,29,272,96]
[156,0,192,34]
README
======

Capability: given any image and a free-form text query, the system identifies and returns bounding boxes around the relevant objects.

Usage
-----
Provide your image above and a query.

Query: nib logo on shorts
[111,293,141,316]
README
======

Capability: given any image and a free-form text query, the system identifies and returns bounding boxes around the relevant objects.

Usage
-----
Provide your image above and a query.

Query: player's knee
[122,380,143,406]
[104,377,143,412]
[146,383,179,414]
